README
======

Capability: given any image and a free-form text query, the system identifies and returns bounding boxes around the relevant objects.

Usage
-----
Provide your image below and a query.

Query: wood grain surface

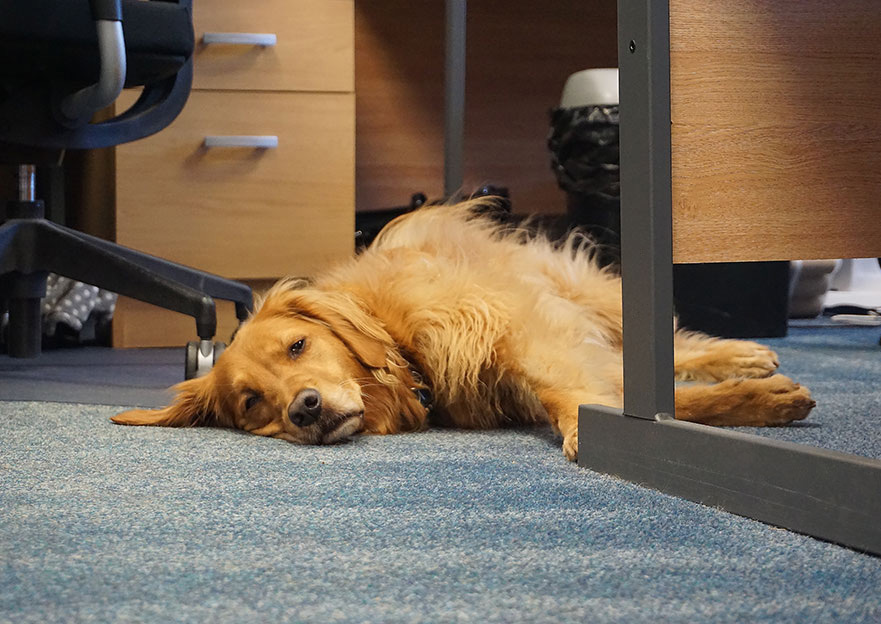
[192,0,353,93]
[116,90,355,279]
[670,0,881,262]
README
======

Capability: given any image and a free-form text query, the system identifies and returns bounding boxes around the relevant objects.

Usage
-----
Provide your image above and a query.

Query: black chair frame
[0,0,253,369]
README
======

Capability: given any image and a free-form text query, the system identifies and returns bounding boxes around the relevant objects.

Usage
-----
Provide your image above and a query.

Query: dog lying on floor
[112,200,816,460]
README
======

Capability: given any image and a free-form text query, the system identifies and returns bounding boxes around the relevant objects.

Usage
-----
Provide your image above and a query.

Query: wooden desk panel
[670,0,881,263]
[114,0,355,348]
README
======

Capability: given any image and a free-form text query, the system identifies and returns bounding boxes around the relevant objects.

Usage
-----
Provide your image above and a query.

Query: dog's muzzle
[319,412,363,444]
[287,388,363,443]
[288,388,322,427]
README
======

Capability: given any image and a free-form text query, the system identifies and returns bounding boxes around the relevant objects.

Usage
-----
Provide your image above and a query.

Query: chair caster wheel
[185,340,227,380]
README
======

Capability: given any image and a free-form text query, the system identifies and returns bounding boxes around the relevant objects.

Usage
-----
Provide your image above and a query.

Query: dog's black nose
[288,388,322,427]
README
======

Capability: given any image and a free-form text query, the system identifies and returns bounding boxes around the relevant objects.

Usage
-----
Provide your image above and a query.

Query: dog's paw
[675,374,816,427]
[724,341,780,379]
[762,374,816,425]
[679,340,781,382]
[562,430,578,462]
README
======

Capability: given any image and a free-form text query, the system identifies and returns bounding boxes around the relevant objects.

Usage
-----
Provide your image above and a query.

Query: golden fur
[113,201,816,460]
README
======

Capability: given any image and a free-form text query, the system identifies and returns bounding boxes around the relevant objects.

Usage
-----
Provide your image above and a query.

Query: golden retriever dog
[112,200,816,460]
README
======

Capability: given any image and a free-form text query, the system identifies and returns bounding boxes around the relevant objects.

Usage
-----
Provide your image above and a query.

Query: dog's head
[112,283,425,444]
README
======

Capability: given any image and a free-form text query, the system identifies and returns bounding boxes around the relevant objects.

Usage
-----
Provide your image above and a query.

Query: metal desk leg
[578,0,881,556]
[444,0,466,199]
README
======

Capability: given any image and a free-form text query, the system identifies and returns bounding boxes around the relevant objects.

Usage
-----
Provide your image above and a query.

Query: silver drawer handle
[204,136,279,149]
[202,32,277,46]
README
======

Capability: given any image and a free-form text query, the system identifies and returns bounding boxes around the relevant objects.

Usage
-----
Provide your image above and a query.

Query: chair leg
[60,225,253,315]
[20,220,219,341]
[7,297,43,357]
[5,271,47,358]
[2,216,253,355]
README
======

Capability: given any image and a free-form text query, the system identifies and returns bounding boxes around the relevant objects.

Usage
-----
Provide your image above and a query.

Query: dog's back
[369,201,624,344]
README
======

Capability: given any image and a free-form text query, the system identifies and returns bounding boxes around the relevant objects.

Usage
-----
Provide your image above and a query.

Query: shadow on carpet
[0,347,179,408]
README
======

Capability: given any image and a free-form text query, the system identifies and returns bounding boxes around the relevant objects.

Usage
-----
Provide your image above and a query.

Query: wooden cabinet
[114,0,355,347]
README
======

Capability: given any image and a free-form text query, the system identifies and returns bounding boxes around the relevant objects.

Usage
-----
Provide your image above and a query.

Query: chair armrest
[65,0,194,148]
[58,11,126,126]
[0,0,194,150]
[75,57,193,149]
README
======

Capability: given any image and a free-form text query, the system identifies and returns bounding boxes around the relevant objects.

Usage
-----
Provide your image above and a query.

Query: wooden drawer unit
[192,0,354,93]
[114,0,354,348]
[117,90,354,278]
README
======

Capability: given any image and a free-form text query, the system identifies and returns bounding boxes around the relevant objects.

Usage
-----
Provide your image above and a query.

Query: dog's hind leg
[534,386,623,462]
[502,332,624,462]
[534,374,815,461]
[674,330,780,382]
[674,374,815,426]
[534,376,621,461]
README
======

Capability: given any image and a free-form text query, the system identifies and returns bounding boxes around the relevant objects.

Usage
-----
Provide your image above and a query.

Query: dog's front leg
[674,374,815,426]
[538,390,580,461]
[505,338,623,461]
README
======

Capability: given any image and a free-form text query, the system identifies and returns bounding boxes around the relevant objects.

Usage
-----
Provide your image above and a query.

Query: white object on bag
[560,68,619,108]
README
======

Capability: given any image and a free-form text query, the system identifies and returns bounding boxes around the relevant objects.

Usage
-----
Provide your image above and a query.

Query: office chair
[0,0,253,378]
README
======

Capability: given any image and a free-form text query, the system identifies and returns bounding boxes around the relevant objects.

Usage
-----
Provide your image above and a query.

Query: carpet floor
[1,325,880,623]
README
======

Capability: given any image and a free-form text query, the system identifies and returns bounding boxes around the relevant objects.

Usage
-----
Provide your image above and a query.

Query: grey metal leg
[617,0,675,420]
[444,0,466,199]
[578,0,881,556]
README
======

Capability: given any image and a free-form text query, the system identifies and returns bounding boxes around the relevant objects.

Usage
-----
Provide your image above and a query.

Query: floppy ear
[265,287,392,369]
[322,318,389,369]
[110,375,220,428]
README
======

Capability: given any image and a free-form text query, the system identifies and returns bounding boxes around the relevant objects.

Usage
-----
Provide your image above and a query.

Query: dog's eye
[289,339,306,358]
[244,393,261,410]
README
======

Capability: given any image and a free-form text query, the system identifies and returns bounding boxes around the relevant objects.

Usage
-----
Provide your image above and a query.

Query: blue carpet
[1,397,880,623]
[740,326,881,459]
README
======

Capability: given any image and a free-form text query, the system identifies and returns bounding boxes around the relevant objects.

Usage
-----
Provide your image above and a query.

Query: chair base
[1,199,253,359]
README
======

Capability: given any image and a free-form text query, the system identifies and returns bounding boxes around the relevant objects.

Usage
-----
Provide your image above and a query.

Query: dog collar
[409,368,434,413]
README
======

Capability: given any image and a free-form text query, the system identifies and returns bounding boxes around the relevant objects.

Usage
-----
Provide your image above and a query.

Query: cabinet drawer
[116,89,355,279]
[192,0,353,93]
